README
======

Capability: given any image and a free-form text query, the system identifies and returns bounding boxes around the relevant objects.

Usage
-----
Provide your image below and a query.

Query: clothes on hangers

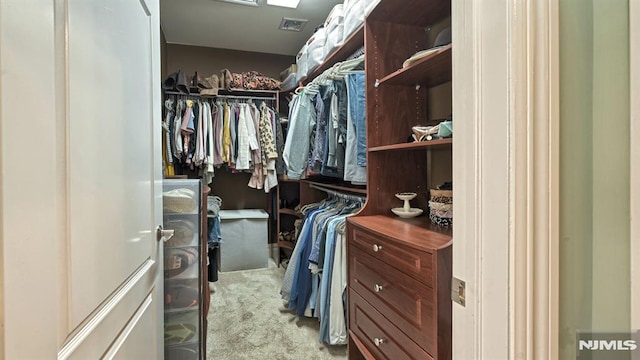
[161,94,283,192]
[280,194,362,346]
[282,57,366,184]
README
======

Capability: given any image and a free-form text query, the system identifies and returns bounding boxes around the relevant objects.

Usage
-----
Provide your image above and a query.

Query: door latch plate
[451,277,466,306]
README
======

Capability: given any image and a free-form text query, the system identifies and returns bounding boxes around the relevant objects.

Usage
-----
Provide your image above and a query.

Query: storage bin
[218,209,269,271]
[296,43,309,82]
[163,216,199,248]
[428,189,453,227]
[323,4,345,58]
[306,26,327,76]
[343,0,364,43]
[363,0,380,15]
[164,310,200,346]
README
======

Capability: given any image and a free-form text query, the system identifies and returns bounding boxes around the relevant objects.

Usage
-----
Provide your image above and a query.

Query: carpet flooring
[206,261,348,360]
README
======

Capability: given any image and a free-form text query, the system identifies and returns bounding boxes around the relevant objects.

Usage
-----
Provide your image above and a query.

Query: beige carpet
[206,261,348,360]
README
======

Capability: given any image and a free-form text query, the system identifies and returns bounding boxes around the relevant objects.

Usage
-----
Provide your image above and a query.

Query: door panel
[67,0,157,327]
[107,295,157,360]
[0,0,162,358]
[58,261,156,360]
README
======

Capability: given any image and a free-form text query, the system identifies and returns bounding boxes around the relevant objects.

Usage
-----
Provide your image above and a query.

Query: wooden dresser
[347,216,451,360]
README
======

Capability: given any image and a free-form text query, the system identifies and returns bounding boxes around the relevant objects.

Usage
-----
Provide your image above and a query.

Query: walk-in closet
[159,0,452,358]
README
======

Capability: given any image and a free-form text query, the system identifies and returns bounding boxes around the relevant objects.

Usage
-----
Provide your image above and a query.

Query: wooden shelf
[277,239,295,250]
[368,0,450,27]
[378,45,452,88]
[279,208,302,218]
[164,88,278,98]
[369,138,452,152]
[302,179,367,195]
[281,24,364,93]
[348,215,452,251]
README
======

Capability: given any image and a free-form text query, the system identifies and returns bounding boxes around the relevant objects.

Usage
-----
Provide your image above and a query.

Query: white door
[0,0,164,359]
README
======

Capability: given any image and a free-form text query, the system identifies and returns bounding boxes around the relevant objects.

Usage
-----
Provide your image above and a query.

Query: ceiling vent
[279,17,308,32]
[215,0,260,7]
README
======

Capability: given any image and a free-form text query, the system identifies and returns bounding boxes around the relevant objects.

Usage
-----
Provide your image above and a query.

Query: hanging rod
[163,91,217,98]
[215,94,277,101]
[163,92,276,101]
[309,183,367,202]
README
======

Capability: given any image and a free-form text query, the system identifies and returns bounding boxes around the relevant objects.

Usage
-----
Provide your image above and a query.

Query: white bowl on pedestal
[391,207,423,218]
[392,192,422,218]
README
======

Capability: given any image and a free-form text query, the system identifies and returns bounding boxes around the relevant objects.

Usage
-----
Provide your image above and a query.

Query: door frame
[452,0,560,358]
[455,0,639,358]
[631,0,639,332]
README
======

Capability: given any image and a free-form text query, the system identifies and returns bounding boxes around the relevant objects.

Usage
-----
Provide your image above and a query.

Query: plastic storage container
[218,209,269,271]
[162,179,203,360]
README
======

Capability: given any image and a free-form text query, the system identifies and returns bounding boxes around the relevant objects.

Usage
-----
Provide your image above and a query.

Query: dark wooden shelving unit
[347,0,453,358]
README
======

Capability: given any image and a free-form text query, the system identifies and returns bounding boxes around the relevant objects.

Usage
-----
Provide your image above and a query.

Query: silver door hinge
[451,277,466,306]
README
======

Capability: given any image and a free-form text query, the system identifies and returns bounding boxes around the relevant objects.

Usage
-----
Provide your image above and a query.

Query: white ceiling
[160,0,343,56]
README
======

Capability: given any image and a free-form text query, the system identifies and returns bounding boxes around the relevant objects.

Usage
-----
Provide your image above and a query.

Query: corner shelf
[377,45,452,88]
[302,180,367,195]
[369,138,452,153]
[277,239,295,250]
[279,208,302,218]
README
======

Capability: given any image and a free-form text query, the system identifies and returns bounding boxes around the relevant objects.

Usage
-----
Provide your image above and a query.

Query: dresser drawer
[350,245,436,355]
[350,226,433,287]
[350,290,433,360]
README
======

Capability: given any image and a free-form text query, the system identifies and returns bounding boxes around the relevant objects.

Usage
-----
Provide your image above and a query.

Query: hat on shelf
[402,27,452,68]
[163,188,197,214]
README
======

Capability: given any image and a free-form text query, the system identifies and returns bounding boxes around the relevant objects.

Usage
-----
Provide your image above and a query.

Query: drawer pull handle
[374,338,385,347]
[374,284,383,293]
[372,244,382,252]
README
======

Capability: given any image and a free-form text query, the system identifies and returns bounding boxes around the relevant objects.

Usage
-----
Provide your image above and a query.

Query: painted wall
[559,0,630,358]
[162,44,292,221]
[161,28,168,81]
[165,44,294,79]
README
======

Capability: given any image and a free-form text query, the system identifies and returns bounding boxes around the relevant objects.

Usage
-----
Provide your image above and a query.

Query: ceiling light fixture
[215,0,260,7]
[267,0,301,9]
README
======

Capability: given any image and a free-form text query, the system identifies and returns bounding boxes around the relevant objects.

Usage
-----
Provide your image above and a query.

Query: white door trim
[631,0,640,331]
[453,0,559,358]
[509,0,560,358]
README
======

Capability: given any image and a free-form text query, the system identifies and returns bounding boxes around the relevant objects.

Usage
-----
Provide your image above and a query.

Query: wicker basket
[429,189,453,226]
